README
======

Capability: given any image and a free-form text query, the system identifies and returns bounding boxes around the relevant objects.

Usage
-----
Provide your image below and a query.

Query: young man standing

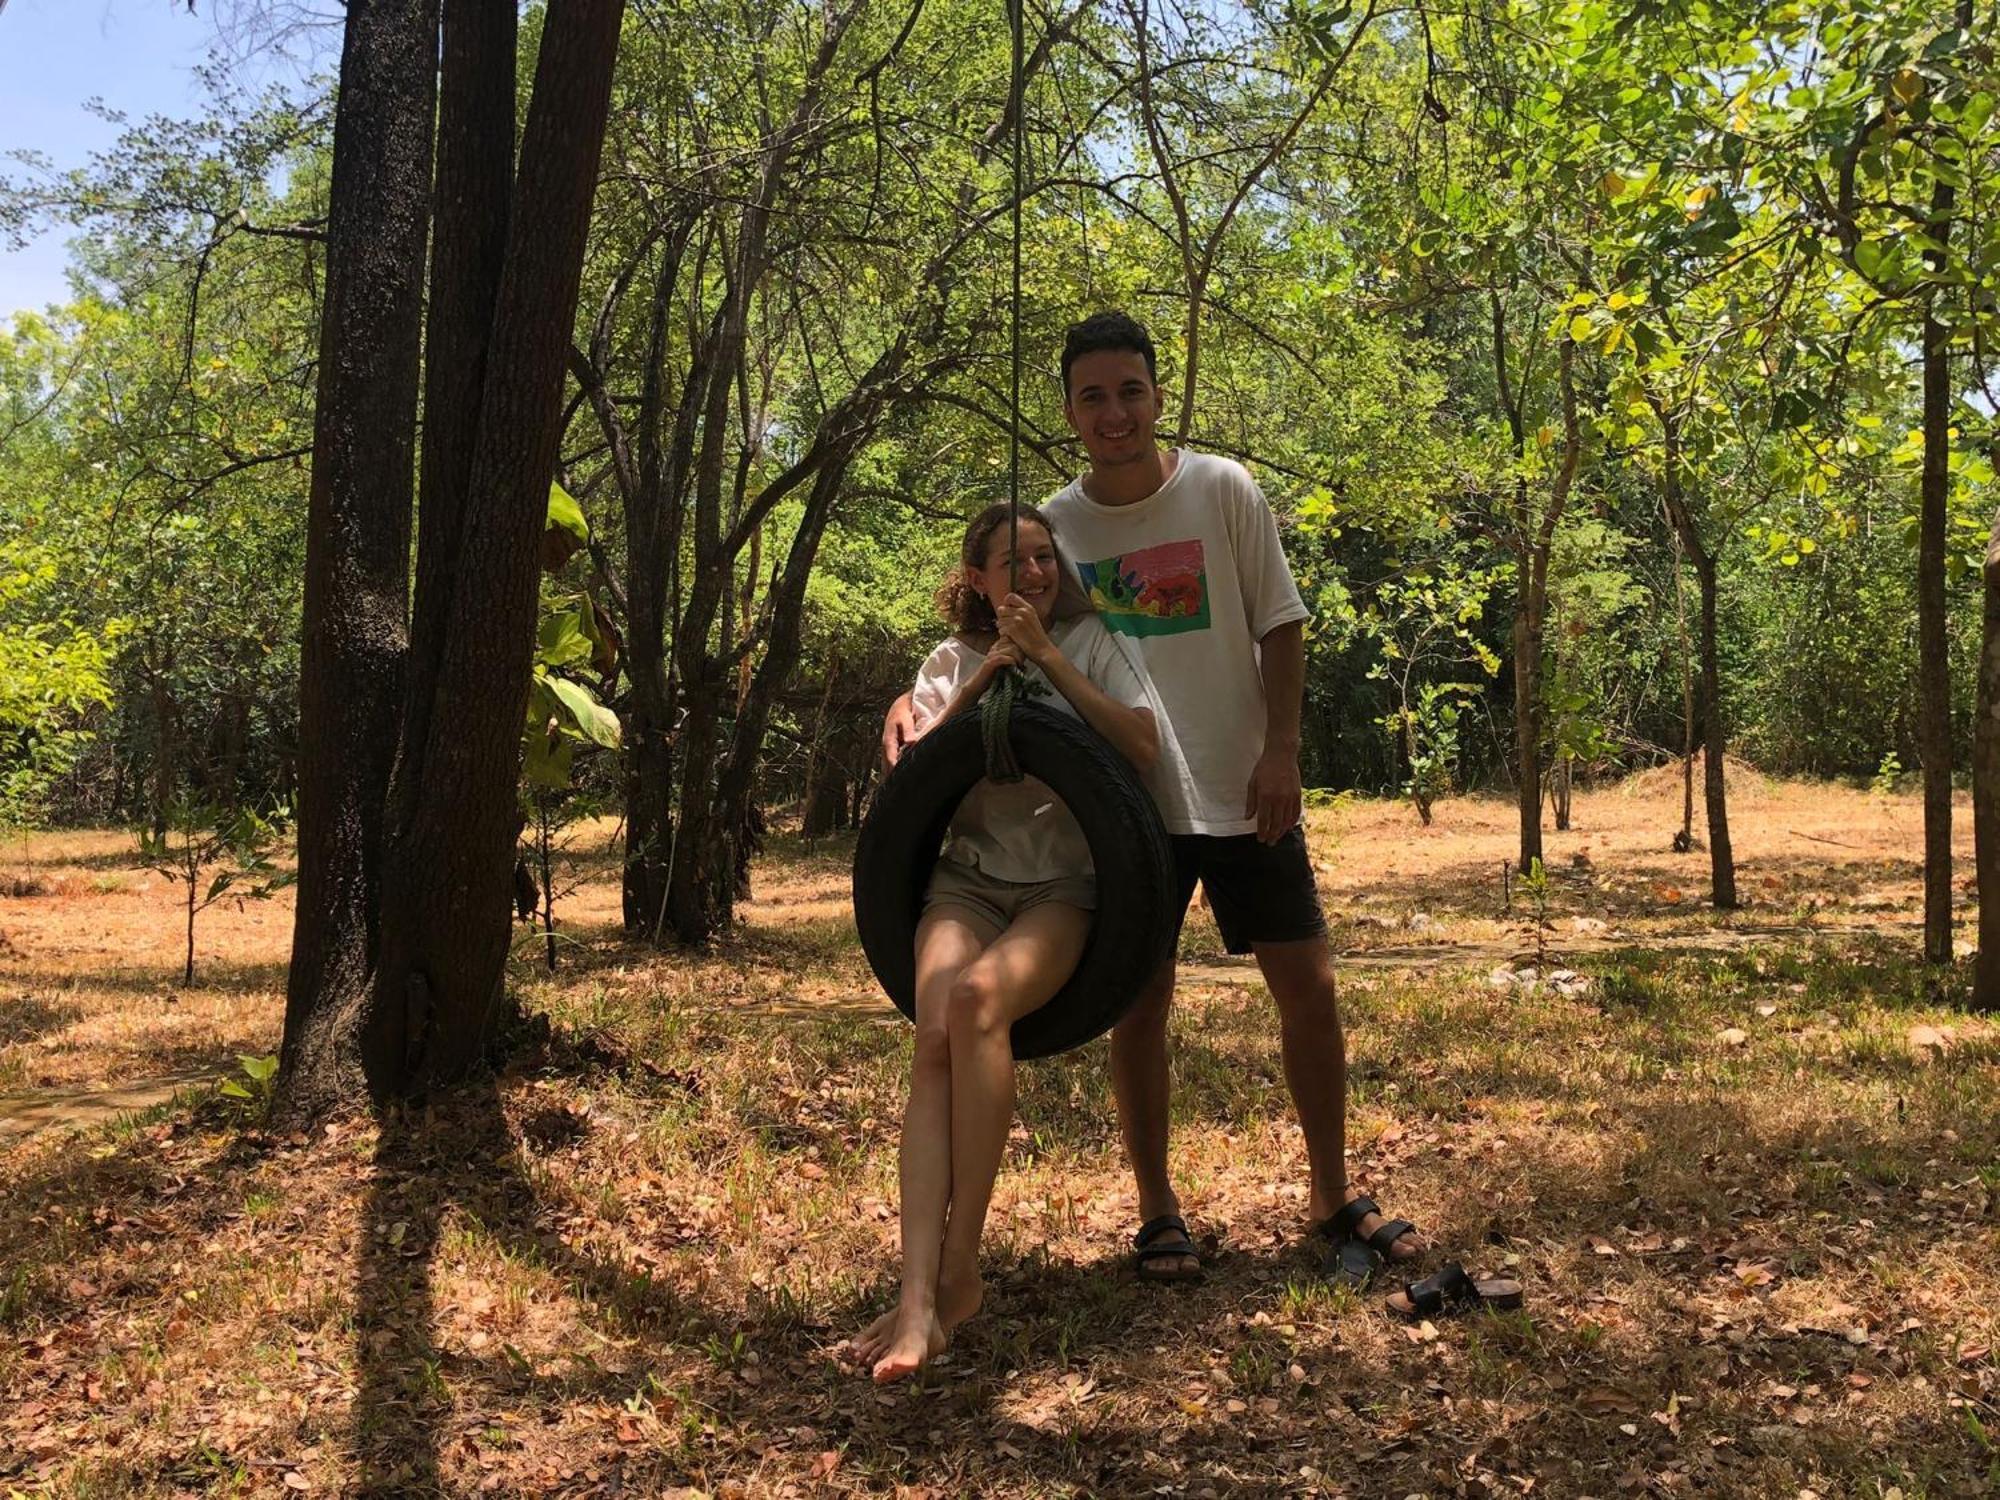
[883,311,1420,1284]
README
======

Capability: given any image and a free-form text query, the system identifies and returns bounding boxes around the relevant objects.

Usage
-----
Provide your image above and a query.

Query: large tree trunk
[397,0,518,817]
[1974,507,2000,1011]
[278,0,438,1118]
[1694,553,1737,908]
[1918,300,1954,966]
[372,0,626,1089]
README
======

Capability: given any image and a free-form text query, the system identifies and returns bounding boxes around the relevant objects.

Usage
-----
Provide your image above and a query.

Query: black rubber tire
[852,700,1177,1059]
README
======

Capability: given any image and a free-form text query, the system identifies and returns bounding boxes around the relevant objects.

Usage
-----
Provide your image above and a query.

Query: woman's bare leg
[914,904,1091,1366]
[851,905,992,1375]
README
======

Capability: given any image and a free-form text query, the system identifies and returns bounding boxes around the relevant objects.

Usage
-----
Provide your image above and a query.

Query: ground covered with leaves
[3,781,1998,1497]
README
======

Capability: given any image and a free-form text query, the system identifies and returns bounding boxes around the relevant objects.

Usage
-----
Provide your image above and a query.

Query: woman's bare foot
[935,1267,983,1331]
[849,1306,900,1366]
[871,1306,948,1383]
[849,1274,983,1369]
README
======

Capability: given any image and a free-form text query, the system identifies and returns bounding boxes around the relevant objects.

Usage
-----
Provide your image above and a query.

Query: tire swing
[849,0,1176,1060]
[852,686,1177,1059]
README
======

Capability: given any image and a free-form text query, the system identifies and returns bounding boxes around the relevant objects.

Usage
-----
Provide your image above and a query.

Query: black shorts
[1169,825,1327,956]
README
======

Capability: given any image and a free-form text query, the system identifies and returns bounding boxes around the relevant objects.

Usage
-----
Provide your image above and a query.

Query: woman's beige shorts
[923,857,1097,932]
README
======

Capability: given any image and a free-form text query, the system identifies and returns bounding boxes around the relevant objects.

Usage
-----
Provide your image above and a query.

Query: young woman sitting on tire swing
[848,501,1161,1384]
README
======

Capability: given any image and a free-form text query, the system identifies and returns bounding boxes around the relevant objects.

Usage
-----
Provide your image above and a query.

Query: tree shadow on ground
[0,960,292,999]
[340,995,2000,1497]
[347,1042,1219,1497]
[0,995,84,1048]
[7,984,1990,1496]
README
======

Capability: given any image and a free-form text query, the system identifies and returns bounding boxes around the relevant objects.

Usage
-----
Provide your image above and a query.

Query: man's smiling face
[1063,349,1164,469]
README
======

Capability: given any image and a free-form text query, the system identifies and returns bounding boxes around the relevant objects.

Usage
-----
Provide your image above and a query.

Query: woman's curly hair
[935,502,1089,635]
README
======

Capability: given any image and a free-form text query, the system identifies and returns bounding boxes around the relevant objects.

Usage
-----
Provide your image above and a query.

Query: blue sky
[0,0,332,321]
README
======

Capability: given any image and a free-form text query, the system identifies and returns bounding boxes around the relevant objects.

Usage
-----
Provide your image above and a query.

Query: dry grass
[1,779,1997,1497]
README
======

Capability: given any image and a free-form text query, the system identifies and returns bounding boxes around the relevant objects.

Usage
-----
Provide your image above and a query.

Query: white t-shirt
[1044,450,1309,836]
[909,613,1153,883]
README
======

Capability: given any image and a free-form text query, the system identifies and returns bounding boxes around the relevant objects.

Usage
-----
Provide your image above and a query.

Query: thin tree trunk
[1974,505,2000,1010]
[1655,403,1736,908]
[1513,594,1543,871]
[1918,301,1955,965]
[1694,555,1737,908]
[538,798,558,973]
[1673,524,1695,848]
[736,520,761,711]
[373,0,626,1089]
[1401,705,1432,826]
[277,0,438,1118]
[799,649,839,845]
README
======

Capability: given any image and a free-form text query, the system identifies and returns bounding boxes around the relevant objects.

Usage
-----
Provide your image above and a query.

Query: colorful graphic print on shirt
[1076,539,1211,638]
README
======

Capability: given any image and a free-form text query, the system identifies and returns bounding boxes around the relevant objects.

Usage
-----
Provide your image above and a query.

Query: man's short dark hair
[1061,311,1157,395]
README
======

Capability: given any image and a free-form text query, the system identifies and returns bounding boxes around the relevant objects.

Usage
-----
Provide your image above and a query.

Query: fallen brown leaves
[3,807,2000,1496]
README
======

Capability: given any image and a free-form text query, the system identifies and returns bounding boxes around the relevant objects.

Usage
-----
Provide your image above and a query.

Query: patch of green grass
[242,1185,282,1217]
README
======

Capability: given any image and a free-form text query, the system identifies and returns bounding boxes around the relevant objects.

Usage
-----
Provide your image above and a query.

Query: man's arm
[1244,620,1305,844]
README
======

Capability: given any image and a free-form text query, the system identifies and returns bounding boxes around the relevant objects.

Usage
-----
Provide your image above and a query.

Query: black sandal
[1133,1213,1203,1283]
[1384,1261,1523,1320]
[1314,1195,1421,1289]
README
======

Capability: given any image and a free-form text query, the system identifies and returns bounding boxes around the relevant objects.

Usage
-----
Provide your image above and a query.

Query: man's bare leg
[1109,956,1198,1276]
[1253,936,1420,1259]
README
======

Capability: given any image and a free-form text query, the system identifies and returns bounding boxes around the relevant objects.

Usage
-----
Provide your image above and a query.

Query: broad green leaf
[543,483,589,570]
[536,610,593,669]
[546,482,587,543]
[548,676,621,748]
[523,730,574,790]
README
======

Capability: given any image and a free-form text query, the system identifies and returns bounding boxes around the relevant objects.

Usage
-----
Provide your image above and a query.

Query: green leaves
[547,676,621,749]
[542,482,589,570]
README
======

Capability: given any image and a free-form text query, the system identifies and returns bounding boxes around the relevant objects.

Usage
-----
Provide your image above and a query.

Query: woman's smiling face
[971,518,1061,623]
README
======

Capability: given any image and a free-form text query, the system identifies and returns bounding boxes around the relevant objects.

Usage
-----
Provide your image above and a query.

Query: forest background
[2,0,1996,964]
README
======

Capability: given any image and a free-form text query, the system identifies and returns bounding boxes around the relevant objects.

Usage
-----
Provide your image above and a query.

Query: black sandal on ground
[1384,1261,1523,1320]
[1133,1213,1204,1283]
[1314,1195,1421,1289]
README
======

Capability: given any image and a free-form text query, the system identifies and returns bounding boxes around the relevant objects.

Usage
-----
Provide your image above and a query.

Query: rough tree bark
[1974,506,2000,1011]
[277,0,438,1117]
[369,0,519,1084]
[281,0,626,1110]
[373,1,626,1088]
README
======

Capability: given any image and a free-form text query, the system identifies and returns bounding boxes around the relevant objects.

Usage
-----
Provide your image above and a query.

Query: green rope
[980,666,1026,783]
[1007,0,1024,597]
[981,0,1029,789]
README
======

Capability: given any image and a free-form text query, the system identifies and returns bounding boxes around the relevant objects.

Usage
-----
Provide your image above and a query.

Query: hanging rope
[981,0,1029,786]
[980,668,1025,783]
[1007,0,1023,592]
